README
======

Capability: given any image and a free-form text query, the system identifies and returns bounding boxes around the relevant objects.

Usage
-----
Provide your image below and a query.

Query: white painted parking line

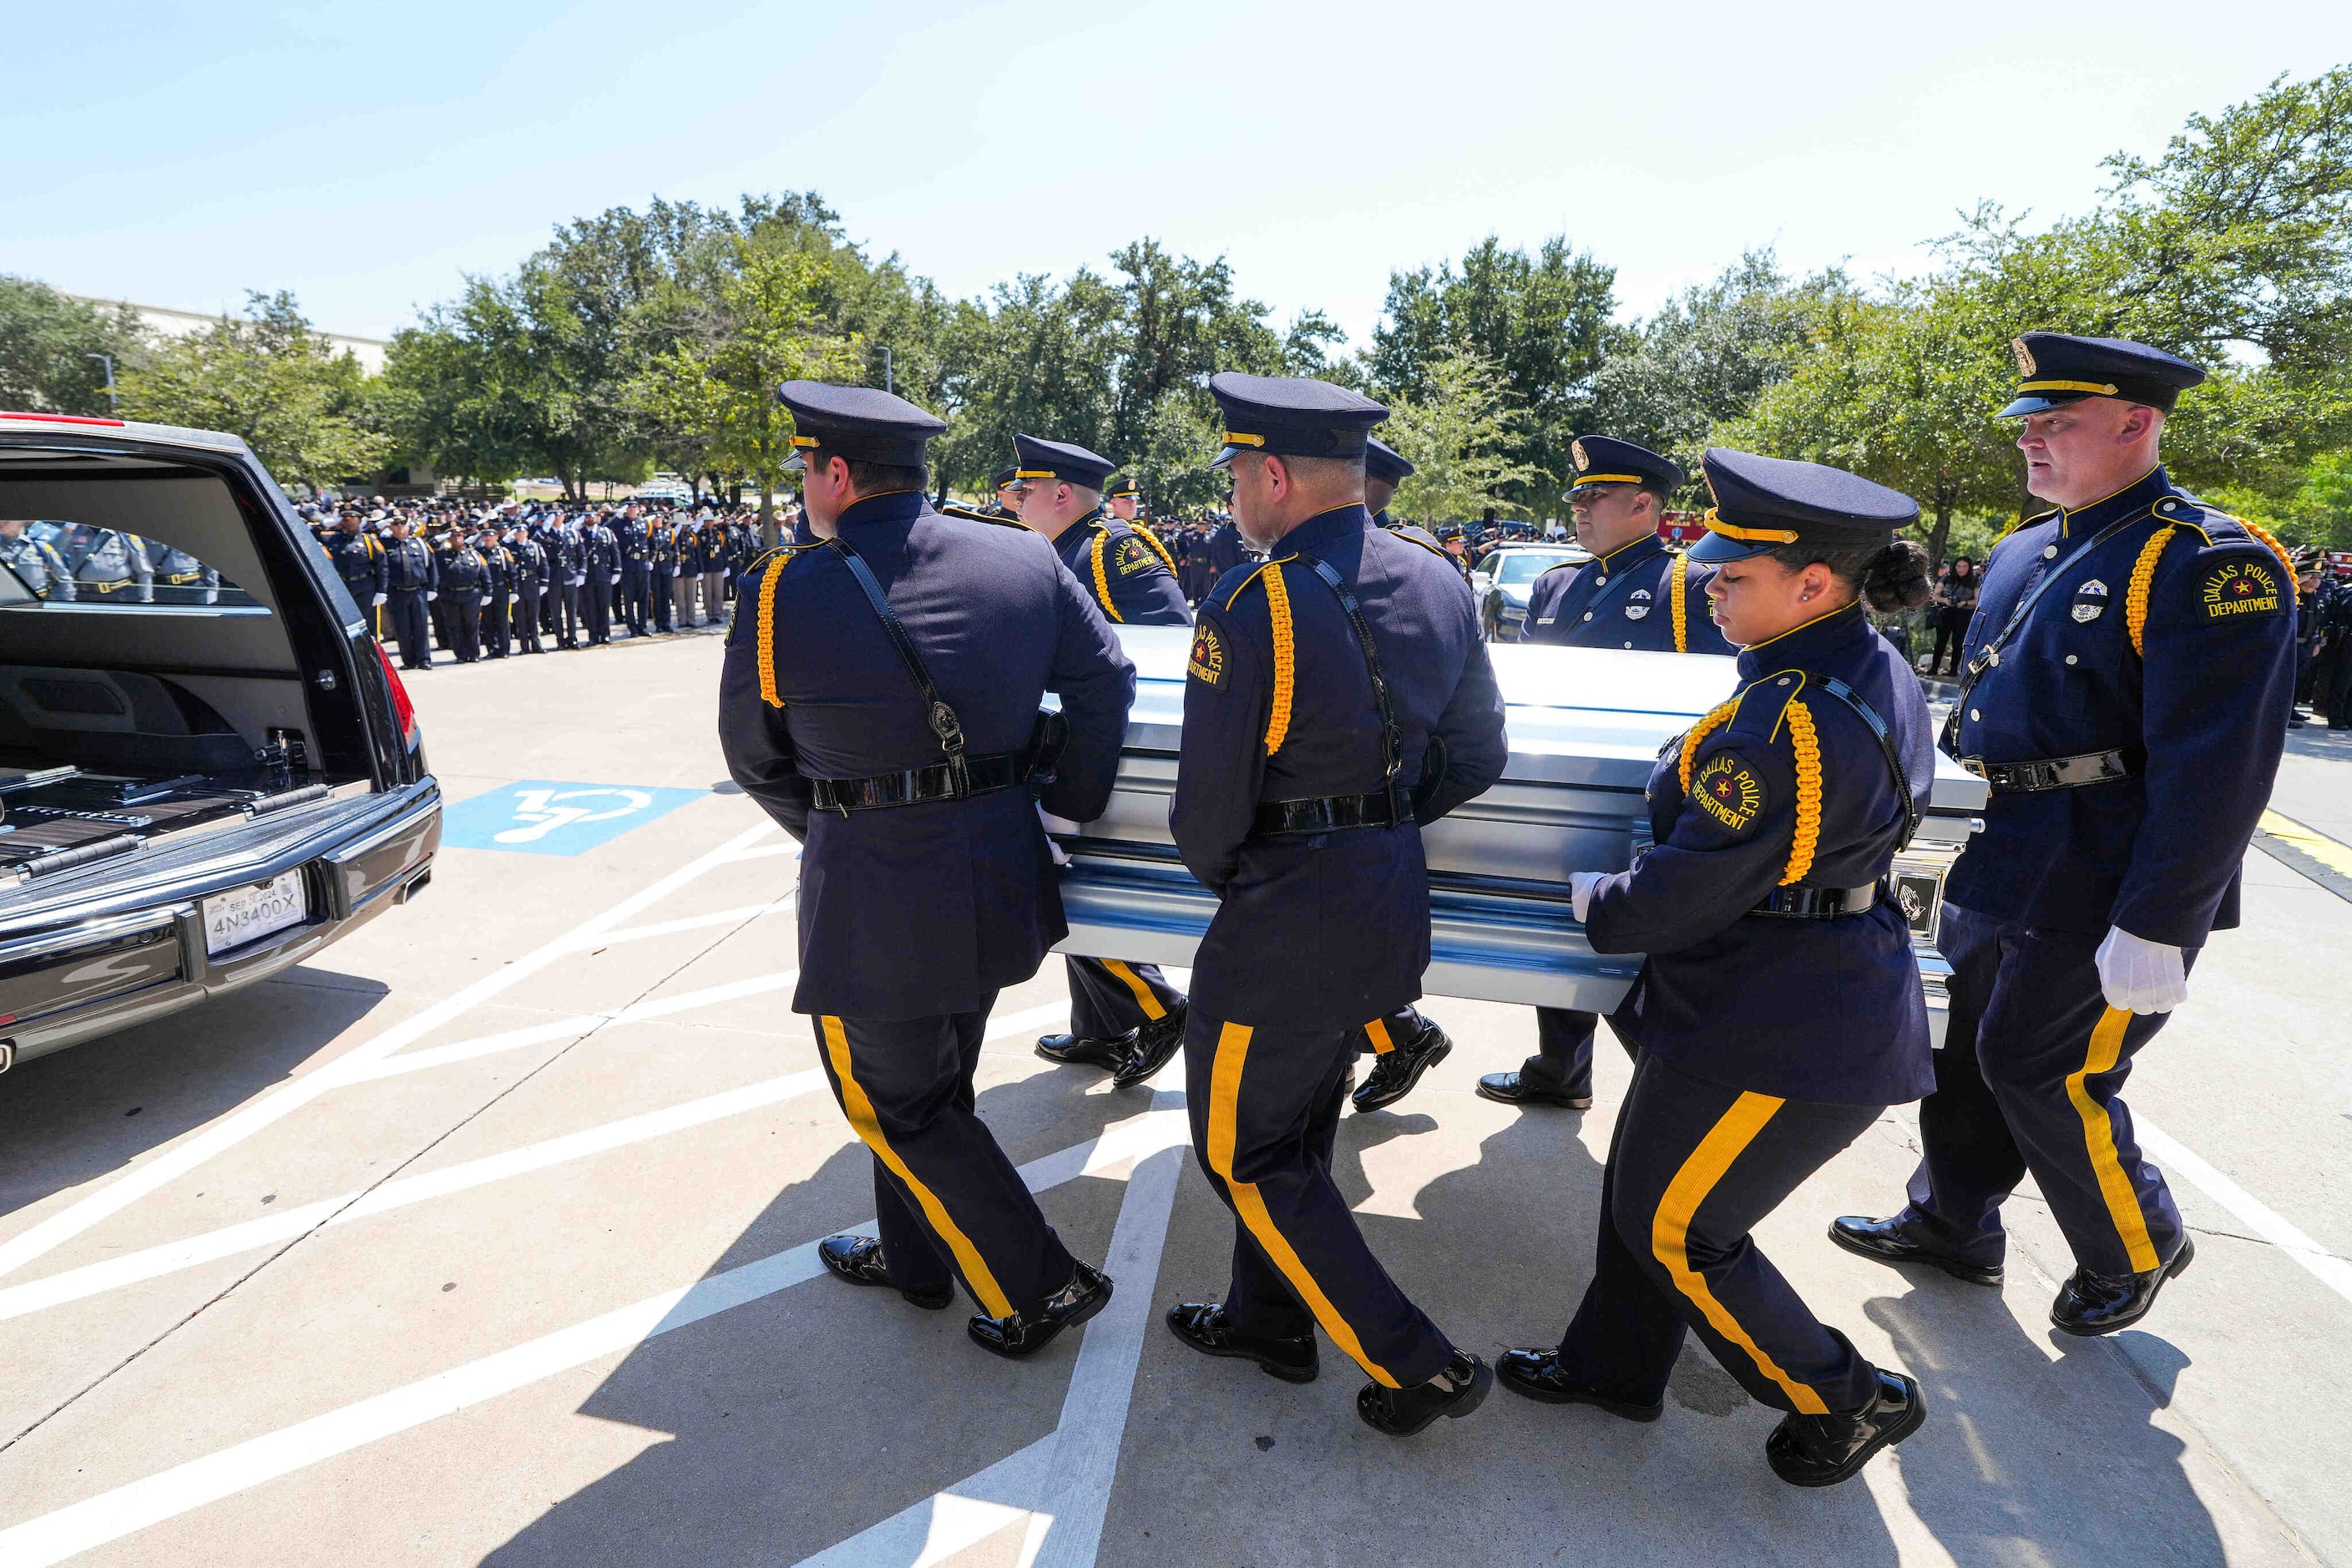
[577,900,795,948]
[2140,1118,2352,1309]
[0,1071,831,1325]
[0,822,779,1285]
[0,1096,1190,1566]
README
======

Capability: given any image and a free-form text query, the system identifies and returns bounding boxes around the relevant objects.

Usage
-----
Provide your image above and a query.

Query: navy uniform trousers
[1558,1050,1884,1415]
[810,998,1077,1317]
[385,589,432,670]
[1897,903,2190,1277]
[1065,954,1185,1040]
[1185,1014,1454,1389]
[1522,1007,1603,1099]
[1354,1005,1434,1061]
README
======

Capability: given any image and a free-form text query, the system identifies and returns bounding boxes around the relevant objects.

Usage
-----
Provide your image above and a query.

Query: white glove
[1038,807,1072,867]
[426,591,438,601]
[1570,870,1605,923]
[372,593,387,605]
[508,594,519,604]
[2095,927,2188,1014]
[611,574,622,584]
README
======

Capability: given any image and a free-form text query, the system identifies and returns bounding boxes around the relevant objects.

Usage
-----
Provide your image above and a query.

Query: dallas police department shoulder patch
[1113,536,1157,575]
[1188,620,1227,687]
[1692,750,1768,834]
[2199,558,2284,621]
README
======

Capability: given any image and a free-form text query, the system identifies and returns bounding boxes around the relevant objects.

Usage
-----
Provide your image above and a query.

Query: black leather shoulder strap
[1809,675,1923,852]
[1941,509,2150,752]
[1296,554,1403,787]
[822,537,969,778]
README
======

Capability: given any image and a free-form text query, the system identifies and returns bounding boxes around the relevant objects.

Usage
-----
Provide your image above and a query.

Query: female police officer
[1495,448,1939,1487]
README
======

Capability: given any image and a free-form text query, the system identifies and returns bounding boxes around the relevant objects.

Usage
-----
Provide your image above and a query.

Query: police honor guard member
[1498,449,1937,1486]
[382,518,438,671]
[1009,432,1198,1086]
[720,382,1138,1357]
[1164,373,1510,1435]
[506,524,546,654]
[1834,334,2299,1334]
[326,513,389,634]
[1482,437,1736,1115]
[1347,432,1469,1114]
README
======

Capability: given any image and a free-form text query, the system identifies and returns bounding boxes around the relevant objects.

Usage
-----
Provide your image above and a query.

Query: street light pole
[86,353,118,412]
[882,346,893,396]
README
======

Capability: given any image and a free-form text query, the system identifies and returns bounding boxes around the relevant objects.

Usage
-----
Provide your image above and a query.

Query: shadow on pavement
[1864,1293,2227,1566]
[0,969,387,1224]
[479,1050,1142,1567]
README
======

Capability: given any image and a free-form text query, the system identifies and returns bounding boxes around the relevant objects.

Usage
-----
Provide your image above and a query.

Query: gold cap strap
[789,435,820,450]
[1701,508,1801,544]
[1222,432,1265,448]
[2019,379,2120,397]
[1570,473,1646,488]
[1014,468,1056,479]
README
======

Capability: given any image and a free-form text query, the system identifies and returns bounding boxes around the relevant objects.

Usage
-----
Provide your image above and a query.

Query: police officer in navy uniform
[506,523,546,655]
[440,530,487,663]
[1347,432,1471,1113]
[1104,472,1145,524]
[1010,432,1197,1085]
[0,520,76,601]
[326,511,389,635]
[382,516,438,670]
[721,382,1136,1358]
[583,512,620,645]
[1834,334,2299,1334]
[1499,448,1937,1487]
[1162,373,1509,1435]
[1480,437,1736,1115]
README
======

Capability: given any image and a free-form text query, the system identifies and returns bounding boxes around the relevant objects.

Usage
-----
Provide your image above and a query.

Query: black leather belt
[808,745,1034,814]
[1960,748,2139,793]
[1252,787,1406,837]
[1750,881,1882,919]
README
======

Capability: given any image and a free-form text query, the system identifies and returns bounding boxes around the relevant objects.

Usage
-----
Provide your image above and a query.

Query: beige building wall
[68,295,390,377]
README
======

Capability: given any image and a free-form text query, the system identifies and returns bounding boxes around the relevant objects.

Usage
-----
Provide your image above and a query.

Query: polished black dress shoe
[2051,1234,2193,1337]
[1356,1351,1493,1437]
[816,1234,953,1311]
[1765,1370,1926,1487]
[1494,1348,1663,1420]
[1352,1019,1454,1112]
[1828,1213,2004,1287]
[1474,1071,1591,1110]
[967,1262,1114,1359]
[1164,1302,1318,1383]
[1111,1004,1189,1087]
[1036,1029,1135,1070]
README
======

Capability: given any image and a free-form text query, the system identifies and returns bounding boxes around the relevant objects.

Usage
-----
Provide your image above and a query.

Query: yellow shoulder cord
[2124,526,2179,656]
[1677,695,1745,794]
[749,545,816,708]
[1262,560,1295,754]
[1780,699,1822,886]
[1089,530,1122,622]
[1130,521,1179,575]
[2233,514,2299,589]
[1669,554,1689,653]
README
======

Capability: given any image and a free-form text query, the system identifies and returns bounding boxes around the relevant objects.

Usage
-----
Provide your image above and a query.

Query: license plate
[205,872,308,956]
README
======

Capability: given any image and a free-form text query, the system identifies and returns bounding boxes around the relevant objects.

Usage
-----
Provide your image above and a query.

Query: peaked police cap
[1012,432,1117,490]
[1687,448,1919,565]
[1998,333,2206,418]
[1207,372,1387,468]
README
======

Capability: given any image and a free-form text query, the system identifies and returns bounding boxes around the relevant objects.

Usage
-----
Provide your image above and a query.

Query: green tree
[0,277,147,416]
[1384,346,1539,526]
[630,243,864,544]
[1370,235,1618,511]
[118,291,388,491]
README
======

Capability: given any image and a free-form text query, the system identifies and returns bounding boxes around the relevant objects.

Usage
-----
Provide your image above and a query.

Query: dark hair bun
[1862,539,1934,613]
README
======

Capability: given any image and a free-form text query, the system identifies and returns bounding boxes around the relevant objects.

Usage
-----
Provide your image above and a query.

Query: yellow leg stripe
[1651,1091,1831,1416]
[2262,808,2352,879]
[1102,959,1166,1021]
[1207,1022,1402,1388]
[2067,1007,2162,1272]
[821,1016,1015,1318]
[1363,1017,1394,1055]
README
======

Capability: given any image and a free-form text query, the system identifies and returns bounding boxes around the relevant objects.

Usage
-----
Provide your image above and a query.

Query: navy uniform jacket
[0,534,75,599]
[1207,521,1248,576]
[1586,601,1935,1106]
[1055,513,1191,626]
[441,546,487,594]
[586,524,621,579]
[1524,532,1734,655]
[326,531,388,599]
[508,539,547,587]
[385,537,437,593]
[144,538,219,589]
[1373,510,1449,558]
[1944,467,2296,948]
[1173,504,1510,1029]
[719,491,1137,1020]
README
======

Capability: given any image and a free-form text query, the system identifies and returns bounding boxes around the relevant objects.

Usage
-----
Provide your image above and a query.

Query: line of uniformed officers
[317,498,766,671]
[716,331,2296,1489]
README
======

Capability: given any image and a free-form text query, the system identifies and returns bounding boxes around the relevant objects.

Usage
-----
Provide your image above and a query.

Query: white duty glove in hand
[426,590,438,601]
[372,592,387,605]
[1038,806,1075,867]
[1570,871,1605,924]
[508,594,519,604]
[2096,926,2188,1014]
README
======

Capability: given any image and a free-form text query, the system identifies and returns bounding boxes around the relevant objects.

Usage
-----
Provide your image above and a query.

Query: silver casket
[1051,625,1985,1043]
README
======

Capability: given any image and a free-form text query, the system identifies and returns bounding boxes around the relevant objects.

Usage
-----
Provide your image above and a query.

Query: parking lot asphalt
[2,630,2348,1567]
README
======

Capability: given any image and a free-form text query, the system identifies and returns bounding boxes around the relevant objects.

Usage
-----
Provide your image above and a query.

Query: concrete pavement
[1,631,2347,1566]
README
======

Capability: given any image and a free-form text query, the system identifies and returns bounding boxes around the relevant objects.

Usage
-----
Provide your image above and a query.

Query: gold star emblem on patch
[2012,337,2037,376]
[1571,439,1590,473]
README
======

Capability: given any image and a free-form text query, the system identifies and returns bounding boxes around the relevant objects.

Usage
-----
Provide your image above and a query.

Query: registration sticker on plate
[205,872,308,956]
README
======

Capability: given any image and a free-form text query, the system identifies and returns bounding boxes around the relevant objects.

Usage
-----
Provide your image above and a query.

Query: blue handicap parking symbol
[441,780,708,857]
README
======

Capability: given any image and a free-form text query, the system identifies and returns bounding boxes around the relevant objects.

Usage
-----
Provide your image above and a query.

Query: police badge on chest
[2071,579,2108,623]
[1624,588,1652,620]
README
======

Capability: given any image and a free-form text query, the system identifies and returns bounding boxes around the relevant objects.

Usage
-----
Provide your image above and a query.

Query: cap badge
[1571,439,1590,473]
[2012,338,2037,377]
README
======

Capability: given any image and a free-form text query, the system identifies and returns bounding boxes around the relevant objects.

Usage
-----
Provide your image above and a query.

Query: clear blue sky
[9,1,2349,352]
